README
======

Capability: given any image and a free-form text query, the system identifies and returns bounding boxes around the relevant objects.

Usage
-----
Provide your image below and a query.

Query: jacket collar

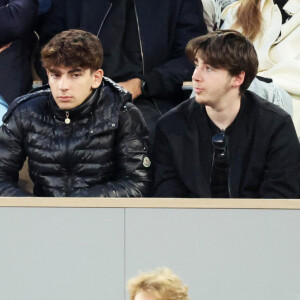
[49,87,100,123]
[48,77,131,125]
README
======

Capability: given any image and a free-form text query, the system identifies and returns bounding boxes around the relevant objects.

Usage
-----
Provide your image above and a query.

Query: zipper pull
[65,111,71,124]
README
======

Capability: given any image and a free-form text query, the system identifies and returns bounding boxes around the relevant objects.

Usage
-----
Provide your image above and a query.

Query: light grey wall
[0,208,125,300]
[125,209,300,300]
[0,207,300,300]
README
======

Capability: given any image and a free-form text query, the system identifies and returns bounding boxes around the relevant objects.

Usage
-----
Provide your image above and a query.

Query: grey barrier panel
[1,206,299,300]
[0,208,125,300]
[125,208,300,300]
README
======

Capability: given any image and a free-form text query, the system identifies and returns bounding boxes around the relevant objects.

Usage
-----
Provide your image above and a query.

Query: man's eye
[51,73,60,78]
[73,73,81,78]
[206,66,213,72]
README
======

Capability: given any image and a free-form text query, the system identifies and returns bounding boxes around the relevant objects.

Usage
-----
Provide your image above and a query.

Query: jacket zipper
[226,132,232,197]
[65,111,71,124]
[96,3,113,37]
[133,0,145,75]
[64,112,72,196]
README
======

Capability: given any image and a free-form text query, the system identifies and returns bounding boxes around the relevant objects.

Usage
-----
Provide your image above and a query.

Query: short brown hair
[185,29,258,93]
[127,268,190,300]
[41,29,103,71]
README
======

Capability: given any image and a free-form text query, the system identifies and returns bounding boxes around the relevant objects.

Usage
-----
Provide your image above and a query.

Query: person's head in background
[127,268,190,300]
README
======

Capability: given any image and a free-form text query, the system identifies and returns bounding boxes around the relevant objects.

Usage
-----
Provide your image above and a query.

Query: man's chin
[55,101,75,110]
[60,105,75,111]
[194,95,205,104]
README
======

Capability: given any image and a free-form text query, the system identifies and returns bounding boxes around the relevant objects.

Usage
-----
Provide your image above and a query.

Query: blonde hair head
[127,268,190,300]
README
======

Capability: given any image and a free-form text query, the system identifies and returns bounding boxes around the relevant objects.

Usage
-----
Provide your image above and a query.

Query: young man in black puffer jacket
[0,29,152,197]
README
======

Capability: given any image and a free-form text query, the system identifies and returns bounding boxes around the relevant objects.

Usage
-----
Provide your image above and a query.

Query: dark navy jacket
[36,0,207,105]
[0,0,38,104]
[153,91,300,198]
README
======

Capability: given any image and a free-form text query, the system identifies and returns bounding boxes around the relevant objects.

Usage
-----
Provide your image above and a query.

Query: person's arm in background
[143,0,207,101]
[0,0,38,44]
[120,0,207,102]
[34,0,67,82]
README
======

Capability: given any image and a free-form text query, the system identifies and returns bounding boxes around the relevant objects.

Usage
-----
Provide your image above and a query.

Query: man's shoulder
[243,91,297,141]
[245,90,291,120]
[102,77,131,102]
[8,86,50,110]
[3,86,50,122]
[161,97,199,118]
[96,77,133,122]
[158,97,202,127]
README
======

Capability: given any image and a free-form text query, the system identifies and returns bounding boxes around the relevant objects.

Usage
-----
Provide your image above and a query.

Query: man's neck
[206,94,242,130]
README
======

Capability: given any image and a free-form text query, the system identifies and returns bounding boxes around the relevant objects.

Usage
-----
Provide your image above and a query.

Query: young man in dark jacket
[153,30,300,198]
[0,29,151,197]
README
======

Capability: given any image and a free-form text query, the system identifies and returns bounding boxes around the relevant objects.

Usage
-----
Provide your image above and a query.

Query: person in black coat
[0,29,151,197]
[153,30,300,198]
[0,0,38,104]
[35,0,207,142]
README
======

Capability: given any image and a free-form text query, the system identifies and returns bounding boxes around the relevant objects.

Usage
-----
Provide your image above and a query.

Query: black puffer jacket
[0,78,151,197]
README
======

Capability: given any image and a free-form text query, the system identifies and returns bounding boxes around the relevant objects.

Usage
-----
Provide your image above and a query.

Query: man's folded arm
[69,104,152,197]
[0,110,32,196]
[260,116,300,198]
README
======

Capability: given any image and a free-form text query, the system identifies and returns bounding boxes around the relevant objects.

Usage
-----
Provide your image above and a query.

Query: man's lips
[57,96,72,101]
[193,87,204,93]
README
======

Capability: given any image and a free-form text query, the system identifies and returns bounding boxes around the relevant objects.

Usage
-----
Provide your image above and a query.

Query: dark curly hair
[41,29,103,71]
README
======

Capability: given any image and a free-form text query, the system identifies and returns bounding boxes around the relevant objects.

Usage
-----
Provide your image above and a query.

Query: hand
[0,42,12,53]
[118,78,142,100]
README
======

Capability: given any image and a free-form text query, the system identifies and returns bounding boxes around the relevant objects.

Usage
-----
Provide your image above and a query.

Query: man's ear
[91,69,104,89]
[232,71,245,88]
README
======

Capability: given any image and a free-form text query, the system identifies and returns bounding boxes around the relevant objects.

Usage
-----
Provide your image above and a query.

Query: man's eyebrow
[49,68,60,73]
[48,68,84,73]
[68,68,84,73]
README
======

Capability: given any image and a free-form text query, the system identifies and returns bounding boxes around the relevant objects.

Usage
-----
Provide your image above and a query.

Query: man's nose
[192,67,204,82]
[58,76,70,90]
